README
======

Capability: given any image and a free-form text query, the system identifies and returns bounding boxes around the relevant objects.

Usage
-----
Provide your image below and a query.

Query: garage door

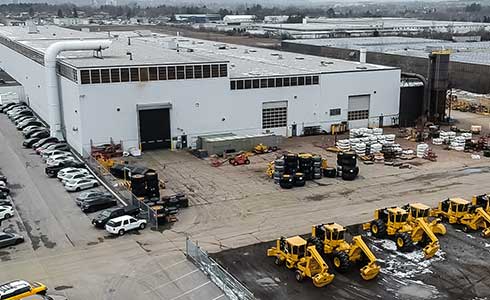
[348,95,370,128]
[262,101,288,136]
[138,108,171,150]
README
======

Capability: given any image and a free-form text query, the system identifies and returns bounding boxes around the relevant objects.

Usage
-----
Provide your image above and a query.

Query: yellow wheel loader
[473,194,490,212]
[402,203,447,235]
[267,236,335,287]
[432,198,490,237]
[363,206,441,258]
[309,223,380,280]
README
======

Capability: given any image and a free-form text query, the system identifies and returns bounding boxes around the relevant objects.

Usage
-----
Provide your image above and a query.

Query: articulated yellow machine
[431,198,490,237]
[364,206,441,258]
[309,223,380,280]
[403,203,447,236]
[473,194,490,212]
[267,236,335,287]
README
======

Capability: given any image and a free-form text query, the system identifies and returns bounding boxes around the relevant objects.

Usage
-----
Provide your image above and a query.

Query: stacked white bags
[417,143,429,158]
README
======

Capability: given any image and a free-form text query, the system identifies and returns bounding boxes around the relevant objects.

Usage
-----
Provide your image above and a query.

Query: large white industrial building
[0,25,401,155]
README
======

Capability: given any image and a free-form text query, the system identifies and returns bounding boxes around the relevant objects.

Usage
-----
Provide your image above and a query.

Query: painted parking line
[142,259,188,277]
[168,281,212,300]
[144,269,200,294]
[210,294,226,300]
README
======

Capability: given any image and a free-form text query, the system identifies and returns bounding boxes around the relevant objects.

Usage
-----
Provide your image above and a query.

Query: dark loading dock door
[138,108,171,150]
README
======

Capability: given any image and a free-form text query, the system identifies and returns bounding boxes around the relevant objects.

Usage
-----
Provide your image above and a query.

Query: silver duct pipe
[44,40,112,139]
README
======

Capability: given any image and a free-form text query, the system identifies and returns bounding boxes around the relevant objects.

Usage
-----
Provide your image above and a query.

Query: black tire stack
[312,155,322,179]
[131,174,147,197]
[273,159,285,184]
[298,154,313,180]
[279,174,294,189]
[293,172,305,187]
[146,172,160,199]
[337,151,359,181]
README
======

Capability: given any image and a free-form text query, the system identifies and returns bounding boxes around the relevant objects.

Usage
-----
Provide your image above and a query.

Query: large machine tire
[395,232,413,252]
[332,251,351,272]
[308,236,324,253]
[370,219,387,238]
[295,270,304,282]
[274,257,283,266]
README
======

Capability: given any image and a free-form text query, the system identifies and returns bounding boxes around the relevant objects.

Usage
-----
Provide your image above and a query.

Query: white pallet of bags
[417,143,429,158]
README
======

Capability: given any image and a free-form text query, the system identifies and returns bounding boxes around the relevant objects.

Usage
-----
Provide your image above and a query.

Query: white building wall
[59,77,83,153]
[0,45,48,121]
[77,68,400,152]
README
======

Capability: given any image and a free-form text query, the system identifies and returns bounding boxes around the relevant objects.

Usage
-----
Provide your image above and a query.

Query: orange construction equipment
[229,153,250,166]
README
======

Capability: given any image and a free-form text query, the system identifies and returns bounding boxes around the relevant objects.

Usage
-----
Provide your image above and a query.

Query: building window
[130,68,139,82]
[100,69,110,83]
[244,80,252,89]
[236,80,244,90]
[330,108,341,116]
[185,66,194,79]
[176,66,185,79]
[348,110,369,121]
[203,65,211,78]
[91,69,101,84]
[252,79,260,88]
[149,67,158,81]
[140,68,149,82]
[268,78,275,88]
[219,64,227,77]
[305,76,312,85]
[263,106,287,129]
[120,68,130,82]
[276,78,283,87]
[110,69,120,83]
[283,77,290,86]
[211,64,219,77]
[80,70,90,84]
[260,78,268,88]
[290,77,297,86]
[298,76,305,86]
[313,76,319,85]
[194,65,202,78]
[158,67,167,80]
[230,81,236,90]
[167,66,176,80]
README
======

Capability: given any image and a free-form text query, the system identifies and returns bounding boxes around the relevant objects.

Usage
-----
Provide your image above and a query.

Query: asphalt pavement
[0,113,224,300]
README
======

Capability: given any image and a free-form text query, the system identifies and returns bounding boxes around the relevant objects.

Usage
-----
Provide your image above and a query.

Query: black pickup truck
[45,161,85,177]
[92,205,141,228]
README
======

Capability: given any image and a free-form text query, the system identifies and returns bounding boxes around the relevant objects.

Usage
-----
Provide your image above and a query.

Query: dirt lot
[211,224,490,300]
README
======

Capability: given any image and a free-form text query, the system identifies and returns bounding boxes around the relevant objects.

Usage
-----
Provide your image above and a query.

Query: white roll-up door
[348,95,370,128]
[262,101,288,129]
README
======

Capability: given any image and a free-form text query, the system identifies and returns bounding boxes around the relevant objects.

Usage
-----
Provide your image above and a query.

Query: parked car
[23,127,46,138]
[0,191,8,200]
[46,153,73,165]
[59,170,90,182]
[81,197,117,213]
[0,231,24,249]
[7,107,29,118]
[46,157,76,167]
[35,142,57,154]
[13,113,34,124]
[64,178,99,192]
[0,280,47,299]
[76,191,112,206]
[42,150,71,161]
[40,143,69,155]
[17,120,43,131]
[0,102,19,112]
[0,199,12,206]
[33,137,59,150]
[0,186,10,195]
[23,137,42,148]
[28,130,49,140]
[4,104,26,114]
[0,206,14,220]
[105,215,147,235]
[0,175,6,183]
[92,206,139,228]
[45,161,85,178]
[61,173,94,185]
[22,125,43,135]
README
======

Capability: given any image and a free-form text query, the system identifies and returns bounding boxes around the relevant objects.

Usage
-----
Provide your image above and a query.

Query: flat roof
[264,17,490,32]
[286,37,490,66]
[0,25,397,77]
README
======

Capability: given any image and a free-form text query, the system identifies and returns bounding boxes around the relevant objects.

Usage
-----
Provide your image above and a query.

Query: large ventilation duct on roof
[44,40,112,139]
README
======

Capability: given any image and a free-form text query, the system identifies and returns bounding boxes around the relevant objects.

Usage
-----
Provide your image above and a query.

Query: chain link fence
[82,149,161,229]
[186,238,255,300]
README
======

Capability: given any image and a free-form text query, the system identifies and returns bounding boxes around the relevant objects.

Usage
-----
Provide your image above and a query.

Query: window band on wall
[79,63,228,85]
[230,75,320,90]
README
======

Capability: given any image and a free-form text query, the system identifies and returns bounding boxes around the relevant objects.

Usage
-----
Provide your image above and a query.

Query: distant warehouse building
[0,26,400,155]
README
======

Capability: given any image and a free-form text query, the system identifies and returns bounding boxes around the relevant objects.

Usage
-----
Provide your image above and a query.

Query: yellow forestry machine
[402,203,447,236]
[364,206,441,258]
[309,223,380,280]
[431,198,490,237]
[267,236,335,287]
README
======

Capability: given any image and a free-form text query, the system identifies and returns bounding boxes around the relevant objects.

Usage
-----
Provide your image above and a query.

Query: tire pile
[273,153,322,189]
[336,151,359,181]
[145,192,189,223]
[130,172,160,199]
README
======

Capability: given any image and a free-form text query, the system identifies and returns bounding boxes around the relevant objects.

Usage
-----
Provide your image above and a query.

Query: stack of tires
[312,155,322,179]
[131,174,147,197]
[298,153,313,180]
[284,153,299,174]
[337,151,359,181]
[145,172,160,199]
[273,159,285,184]
[279,174,294,189]
[293,172,305,187]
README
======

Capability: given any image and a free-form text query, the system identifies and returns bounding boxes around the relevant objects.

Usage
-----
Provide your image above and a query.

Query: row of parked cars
[0,172,25,250]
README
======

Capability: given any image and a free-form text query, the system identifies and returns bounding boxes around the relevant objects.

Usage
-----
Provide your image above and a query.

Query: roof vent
[356,66,368,70]
[321,61,334,66]
[248,49,257,53]
[218,45,227,50]
[270,53,279,56]
[295,57,305,60]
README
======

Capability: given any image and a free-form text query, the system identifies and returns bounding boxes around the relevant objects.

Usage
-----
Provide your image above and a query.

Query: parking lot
[0,112,223,300]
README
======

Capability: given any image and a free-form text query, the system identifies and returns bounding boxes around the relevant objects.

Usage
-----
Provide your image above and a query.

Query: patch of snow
[466,234,476,239]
